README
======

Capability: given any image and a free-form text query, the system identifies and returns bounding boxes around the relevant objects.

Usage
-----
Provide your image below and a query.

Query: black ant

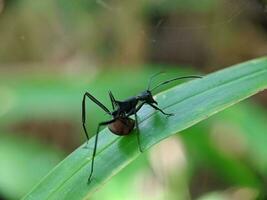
[82,72,201,183]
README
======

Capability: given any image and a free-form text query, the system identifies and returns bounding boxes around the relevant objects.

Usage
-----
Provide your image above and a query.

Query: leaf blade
[23,57,267,200]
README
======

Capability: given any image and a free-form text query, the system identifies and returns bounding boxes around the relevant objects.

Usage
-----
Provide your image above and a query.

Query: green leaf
[23,57,267,200]
[0,133,64,200]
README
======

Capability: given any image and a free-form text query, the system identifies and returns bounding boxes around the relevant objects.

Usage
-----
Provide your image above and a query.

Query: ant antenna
[147,71,165,90]
[151,75,202,92]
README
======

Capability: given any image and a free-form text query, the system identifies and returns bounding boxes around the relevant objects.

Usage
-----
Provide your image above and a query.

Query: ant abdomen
[108,117,135,136]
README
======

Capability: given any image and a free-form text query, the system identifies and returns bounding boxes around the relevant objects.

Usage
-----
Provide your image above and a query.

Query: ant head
[138,90,158,105]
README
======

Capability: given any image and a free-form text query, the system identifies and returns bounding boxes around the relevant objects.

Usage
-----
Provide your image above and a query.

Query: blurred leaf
[0,133,64,200]
[182,121,261,188]
[23,57,267,199]
[192,103,267,178]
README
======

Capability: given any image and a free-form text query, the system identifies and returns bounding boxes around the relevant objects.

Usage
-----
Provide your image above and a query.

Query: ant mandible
[82,72,202,183]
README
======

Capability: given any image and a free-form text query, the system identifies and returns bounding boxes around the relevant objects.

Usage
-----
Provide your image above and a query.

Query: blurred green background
[0,0,267,199]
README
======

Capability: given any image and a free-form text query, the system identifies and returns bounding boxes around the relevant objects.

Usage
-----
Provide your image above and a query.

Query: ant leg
[108,91,117,110]
[125,103,146,153]
[136,102,146,113]
[82,92,111,144]
[134,110,143,153]
[126,102,146,117]
[88,118,116,184]
[148,103,174,117]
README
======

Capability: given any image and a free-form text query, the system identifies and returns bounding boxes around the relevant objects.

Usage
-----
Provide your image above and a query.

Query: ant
[82,72,202,183]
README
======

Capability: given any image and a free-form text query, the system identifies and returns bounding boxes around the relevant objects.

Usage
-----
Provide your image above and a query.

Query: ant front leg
[82,92,111,145]
[148,103,174,117]
[88,118,116,184]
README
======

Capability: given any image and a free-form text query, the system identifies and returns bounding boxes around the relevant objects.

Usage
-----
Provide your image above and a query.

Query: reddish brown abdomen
[108,118,135,136]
